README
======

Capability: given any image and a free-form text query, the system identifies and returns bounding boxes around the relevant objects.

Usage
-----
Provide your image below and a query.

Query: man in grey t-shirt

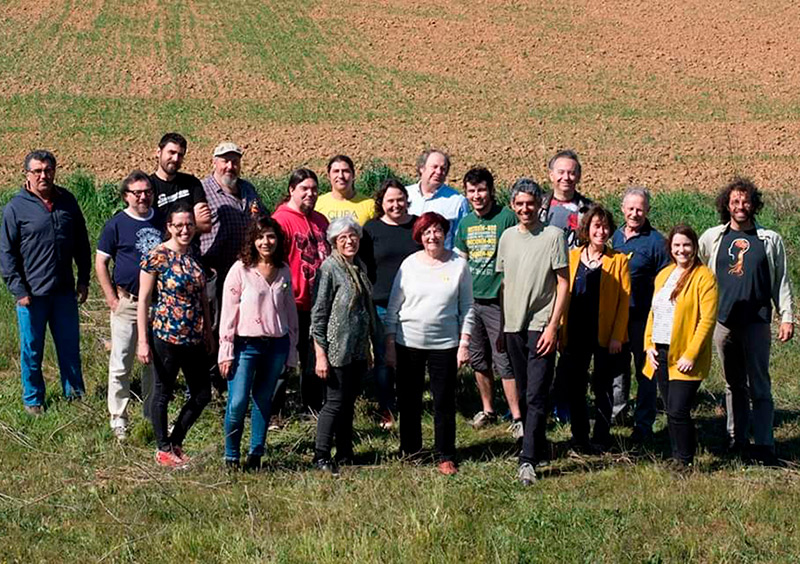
[497,178,569,486]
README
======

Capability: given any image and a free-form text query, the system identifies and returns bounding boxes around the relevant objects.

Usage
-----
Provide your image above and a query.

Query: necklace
[582,247,603,269]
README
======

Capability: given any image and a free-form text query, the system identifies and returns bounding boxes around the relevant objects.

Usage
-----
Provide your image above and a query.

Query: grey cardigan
[311,254,381,367]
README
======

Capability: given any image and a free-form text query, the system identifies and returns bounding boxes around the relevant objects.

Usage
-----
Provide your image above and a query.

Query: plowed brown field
[2,0,799,193]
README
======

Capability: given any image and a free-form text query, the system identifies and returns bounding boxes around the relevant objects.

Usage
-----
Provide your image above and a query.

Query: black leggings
[396,345,457,462]
[654,345,701,464]
[151,337,211,451]
[314,361,366,461]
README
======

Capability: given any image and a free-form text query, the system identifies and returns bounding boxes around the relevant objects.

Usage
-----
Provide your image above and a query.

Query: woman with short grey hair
[310,216,380,475]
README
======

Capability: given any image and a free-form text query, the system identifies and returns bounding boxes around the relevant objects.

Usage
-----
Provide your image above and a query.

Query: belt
[118,288,138,302]
[474,297,500,306]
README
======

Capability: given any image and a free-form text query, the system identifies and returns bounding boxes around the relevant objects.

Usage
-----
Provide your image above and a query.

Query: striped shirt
[651,267,681,345]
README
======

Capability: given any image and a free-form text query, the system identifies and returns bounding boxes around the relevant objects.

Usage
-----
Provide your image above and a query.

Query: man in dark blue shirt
[610,187,669,442]
[96,171,164,439]
[0,150,91,415]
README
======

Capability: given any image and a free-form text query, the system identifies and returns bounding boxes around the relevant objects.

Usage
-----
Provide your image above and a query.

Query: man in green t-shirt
[454,168,522,438]
[497,178,569,486]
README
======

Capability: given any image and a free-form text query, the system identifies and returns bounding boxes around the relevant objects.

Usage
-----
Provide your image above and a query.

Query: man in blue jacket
[1,150,91,415]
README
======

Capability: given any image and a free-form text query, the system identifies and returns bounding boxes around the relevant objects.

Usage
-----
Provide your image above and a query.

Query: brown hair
[576,204,616,246]
[239,215,286,268]
[666,224,702,301]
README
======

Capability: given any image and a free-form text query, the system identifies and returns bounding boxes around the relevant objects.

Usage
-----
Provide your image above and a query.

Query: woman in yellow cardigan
[558,205,630,451]
[644,224,718,467]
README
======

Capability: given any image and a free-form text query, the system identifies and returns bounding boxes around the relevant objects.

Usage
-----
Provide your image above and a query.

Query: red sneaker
[172,446,190,464]
[438,461,458,476]
[379,409,395,430]
[155,449,186,468]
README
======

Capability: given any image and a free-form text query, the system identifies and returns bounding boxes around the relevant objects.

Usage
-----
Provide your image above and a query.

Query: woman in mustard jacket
[558,205,630,451]
[644,224,718,467]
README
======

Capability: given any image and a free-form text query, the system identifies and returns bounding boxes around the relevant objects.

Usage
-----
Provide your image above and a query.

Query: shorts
[469,301,515,379]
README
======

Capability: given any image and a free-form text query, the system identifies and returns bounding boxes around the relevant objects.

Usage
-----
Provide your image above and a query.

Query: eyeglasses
[169,222,195,231]
[26,168,55,177]
[127,189,153,198]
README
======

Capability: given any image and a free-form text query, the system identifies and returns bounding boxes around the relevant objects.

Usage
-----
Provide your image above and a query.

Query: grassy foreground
[1,172,800,562]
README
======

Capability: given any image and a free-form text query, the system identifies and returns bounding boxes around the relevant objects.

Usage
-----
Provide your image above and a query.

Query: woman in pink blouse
[219,216,298,470]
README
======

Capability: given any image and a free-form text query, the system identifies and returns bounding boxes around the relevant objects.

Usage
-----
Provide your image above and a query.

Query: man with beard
[200,142,267,396]
[699,178,794,466]
[149,132,212,234]
[406,149,469,250]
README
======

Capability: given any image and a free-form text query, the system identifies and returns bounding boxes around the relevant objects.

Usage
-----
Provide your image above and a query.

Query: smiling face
[213,153,241,189]
[328,160,355,198]
[419,152,448,193]
[512,191,540,227]
[465,181,492,215]
[289,178,319,214]
[254,227,278,263]
[123,179,154,216]
[421,223,445,256]
[671,233,696,268]
[166,211,196,247]
[335,228,360,259]
[621,193,648,231]
[157,142,186,177]
[728,189,754,226]
[381,187,409,222]
[588,214,611,249]
[548,156,580,200]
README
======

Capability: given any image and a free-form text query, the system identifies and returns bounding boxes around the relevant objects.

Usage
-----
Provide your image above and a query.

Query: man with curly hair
[699,178,794,466]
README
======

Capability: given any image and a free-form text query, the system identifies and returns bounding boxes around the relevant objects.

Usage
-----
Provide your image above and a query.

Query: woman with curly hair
[218,215,298,471]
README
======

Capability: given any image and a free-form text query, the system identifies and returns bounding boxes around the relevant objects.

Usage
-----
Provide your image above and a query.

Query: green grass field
[4,0,800,560]
[1,170,800,562]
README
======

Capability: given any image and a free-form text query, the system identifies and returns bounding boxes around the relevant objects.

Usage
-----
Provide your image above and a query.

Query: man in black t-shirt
[149,132,212,234]
[699,178,794,466]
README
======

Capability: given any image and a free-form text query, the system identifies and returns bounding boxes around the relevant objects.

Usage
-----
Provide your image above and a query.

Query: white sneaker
[517,462,537,486]
[507,420,524,440]
[113,426,128,442]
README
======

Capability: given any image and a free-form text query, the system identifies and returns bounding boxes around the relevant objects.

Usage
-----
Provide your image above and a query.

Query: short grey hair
[327,216,363,245]
[24,150,57,172]
[621,186,651,211]
[416,148,451,177]
[509,177,543,203]
[547,149,581,177]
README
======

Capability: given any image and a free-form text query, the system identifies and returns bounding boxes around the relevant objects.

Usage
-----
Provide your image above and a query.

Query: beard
[218,173,238,190]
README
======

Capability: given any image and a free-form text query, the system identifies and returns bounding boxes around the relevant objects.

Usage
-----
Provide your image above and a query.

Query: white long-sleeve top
[384,251,474,349]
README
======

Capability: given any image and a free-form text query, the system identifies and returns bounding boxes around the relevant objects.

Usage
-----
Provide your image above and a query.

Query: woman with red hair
[384,212,474,475]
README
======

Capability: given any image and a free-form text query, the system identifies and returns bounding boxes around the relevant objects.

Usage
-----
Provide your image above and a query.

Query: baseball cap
[213,142,243,157]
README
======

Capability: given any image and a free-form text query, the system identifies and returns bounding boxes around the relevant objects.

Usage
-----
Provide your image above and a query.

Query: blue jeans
[373,305,395,412]
[16,291,84,407]
[224,335,290,460]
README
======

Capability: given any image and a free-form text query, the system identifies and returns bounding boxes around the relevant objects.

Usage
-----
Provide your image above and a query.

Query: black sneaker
[315,459,340,477]
[750,446,784,468]
[245,454,262,472]
[225,458,240,471]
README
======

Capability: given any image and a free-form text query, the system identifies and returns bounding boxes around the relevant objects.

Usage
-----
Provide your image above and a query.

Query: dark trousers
[151,337,211,451]
[505,330,555,465]
[314,360,367,461]
[558,342,619,446]
[272,310,324,414]
[396,345,457,462]
[654,345,701,464]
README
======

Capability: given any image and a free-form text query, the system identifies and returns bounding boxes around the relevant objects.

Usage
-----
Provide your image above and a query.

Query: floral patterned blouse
[140,245,206,345]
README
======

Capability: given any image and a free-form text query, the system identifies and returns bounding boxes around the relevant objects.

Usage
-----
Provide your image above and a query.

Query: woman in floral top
[218,216,298,471]
[137,202,212,468]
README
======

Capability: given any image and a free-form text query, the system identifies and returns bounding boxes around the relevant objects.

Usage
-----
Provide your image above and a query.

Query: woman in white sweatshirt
[385,211,474,476]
